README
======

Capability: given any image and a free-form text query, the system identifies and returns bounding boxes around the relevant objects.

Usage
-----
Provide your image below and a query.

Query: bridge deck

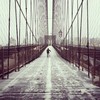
[0,46,100,100]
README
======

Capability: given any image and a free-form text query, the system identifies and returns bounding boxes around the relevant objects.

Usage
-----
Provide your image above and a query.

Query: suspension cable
[63,0,84,41]
[46,0,48,36]
[87,0,90,78]
[77,0,80,68]
[67,0,69,47]
[35,0,37,44]
[30,0,32,45]
[77,0,79,47]
[78,0,83,70]
[66,0,69,60]
[19,0,21,46]
[52,0,55,36]
[18,0,21,69]
[30,0,33,59]
[25,0,28,65]
[15,0,20,71]
[15,0,38,43]
[32,0,34,47]
[70,0,74,63]
[7,0,11,79]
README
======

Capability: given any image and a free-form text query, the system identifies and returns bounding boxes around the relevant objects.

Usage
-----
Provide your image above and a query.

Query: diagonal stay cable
[15,0,38,43]
[63,0,84,41]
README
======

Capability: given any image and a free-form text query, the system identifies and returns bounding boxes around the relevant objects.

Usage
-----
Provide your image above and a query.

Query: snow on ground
[0,46,100,100]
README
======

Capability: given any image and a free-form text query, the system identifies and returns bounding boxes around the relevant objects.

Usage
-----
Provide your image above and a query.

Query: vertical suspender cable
[18,0,21,67]
[64,0,66,47]
[35,0,37,45]
[26,0,28,63]
[35,0,37,54]
[34,0,37,58]
[32,0,34,59]
[37,0,39,55]
[71,0,74,63]
[87,0,90,78]
[66,0,69,60]
[67,0,70,61]
[46,0,48,38]
[52,0,53,36]
[77,0,80,69]
[63,0,84,43]
[7,0,11,79]
[30,0,32,46]
[15,0,20,71]
[30,0,32,60]
[19,0,21,46]
[65,0,68,53]
[62,0,65,47]
[77,0,79,45]
[14,3,17,72]
[61,0,64,48]
[25,0,28,65]
[52,0,54,37]
[15,0,38,43]
[79,1,83,70]
[33,0,36,45]
[36,0,38,46]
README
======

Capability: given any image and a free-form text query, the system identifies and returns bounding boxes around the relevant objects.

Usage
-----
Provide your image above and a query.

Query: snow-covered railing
[0,44,47,79]
[53,44,100,85]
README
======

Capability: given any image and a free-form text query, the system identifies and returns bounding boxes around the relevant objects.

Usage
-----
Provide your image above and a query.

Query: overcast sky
[0,0,100,45]
[48,0,53,35]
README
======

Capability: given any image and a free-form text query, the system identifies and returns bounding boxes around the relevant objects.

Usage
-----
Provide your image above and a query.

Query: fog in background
[0,0,100,46]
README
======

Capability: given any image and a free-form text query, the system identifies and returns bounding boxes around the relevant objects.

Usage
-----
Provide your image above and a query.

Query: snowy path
[45,58,52,100]
[0,46,100,100]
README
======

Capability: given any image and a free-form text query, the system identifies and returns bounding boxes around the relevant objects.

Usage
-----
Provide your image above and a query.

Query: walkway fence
[0,45,47,79]
[53,44,100,86]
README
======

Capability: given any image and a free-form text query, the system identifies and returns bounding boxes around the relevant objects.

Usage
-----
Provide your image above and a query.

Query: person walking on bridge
[46,48,51,57]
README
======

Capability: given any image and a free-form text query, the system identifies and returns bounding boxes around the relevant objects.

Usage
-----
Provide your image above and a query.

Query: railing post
[1,47,4,79]
[7,0,11,79]
[15,48,17,72]
[82,51,84,71]
[92,46,96,83]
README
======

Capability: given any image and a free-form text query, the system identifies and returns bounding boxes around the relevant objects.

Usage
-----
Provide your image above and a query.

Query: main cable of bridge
[63,0,84,42]
[15,0,38,43]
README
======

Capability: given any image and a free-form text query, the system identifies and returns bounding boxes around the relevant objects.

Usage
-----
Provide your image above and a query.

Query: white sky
[48,0,53,35]
[53,0,100,41]
[0,0,100,45]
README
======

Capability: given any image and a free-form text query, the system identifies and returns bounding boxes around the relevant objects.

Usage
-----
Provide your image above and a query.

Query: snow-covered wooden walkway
[0,46,100,100]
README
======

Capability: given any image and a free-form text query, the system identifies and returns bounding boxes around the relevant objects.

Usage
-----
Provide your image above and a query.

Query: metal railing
[0,44,47,79]
[53,44,100,86]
